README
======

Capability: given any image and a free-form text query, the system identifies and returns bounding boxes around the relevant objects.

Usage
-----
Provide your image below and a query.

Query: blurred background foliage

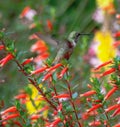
[0,0,101,107]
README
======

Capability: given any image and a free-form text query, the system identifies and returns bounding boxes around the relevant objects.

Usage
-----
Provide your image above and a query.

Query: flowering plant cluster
[0,31,120,127]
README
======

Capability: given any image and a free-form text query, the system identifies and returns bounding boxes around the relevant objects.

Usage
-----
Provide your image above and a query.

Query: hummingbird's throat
[72,40,76,47]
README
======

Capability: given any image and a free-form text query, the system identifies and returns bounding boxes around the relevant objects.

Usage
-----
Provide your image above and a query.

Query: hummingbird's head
[68,31,80,45]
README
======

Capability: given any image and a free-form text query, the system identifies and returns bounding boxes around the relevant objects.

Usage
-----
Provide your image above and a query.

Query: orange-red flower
[37,106,49,114]
[111,106,120,117]
[114,31,120,37]
[19,6,36,20]
[113,123,120,127]
[105,104,120,113]
[0,45,5,50]
[0,53,14,67]
[33,52,49,63]
[42,73,52,82]
[1,106,17,115]
[58,67,68,79]
[104,86,118,101]
[30,114,41,120]
[87,104,102,113]
[3,113,20,121]
[14,93,28,100]
[12,121,22,127]
[21,58,33,66]
[47,63,62,72]
[29,34,39,40]
[80,90,96,97]
[113,41,120,47]
[53,94,70,99]
[100,68,116,77]
[50,118,61,127]
[20,6,31,18]
[47,20,53,31]
[89,120,101,126]
[31,66,48,75]
[94,60,112,71]
[30,40,48,53]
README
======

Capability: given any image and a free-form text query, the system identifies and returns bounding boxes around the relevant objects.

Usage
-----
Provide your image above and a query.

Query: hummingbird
[35,31,90,65]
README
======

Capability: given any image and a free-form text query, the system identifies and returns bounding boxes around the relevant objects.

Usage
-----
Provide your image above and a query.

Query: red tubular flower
[87,104,102,113]
[80,90,96,97]
[0,53,14,67]
[0,45,5,50]
[1,106,17,115]
[89,120,101,126]
[33,52,49,63]
[30,40,48,53]
[111,106,120,117]
[105,104,120,113]
[14,93,28,100]
[42,73,52,82]
[47,20,53,31]
[29,34,39,40]
[114,31,120,37]
[113,123,120,127]
[94,60,112,70]
[13,121,23,127]
[21,58,33,66]
[31,66,48,75]
[113,41,120,47]
[3,113,20,121]
[30,114,41,120]
[100,68,116,77]
[37,106,49,113]
[53,94,70,99]
[20,6,30,18]
[58,67,68,79]
[50,118,61,127]
[1,121,8,126]
[104,86,118,101]
[47,63,62,72]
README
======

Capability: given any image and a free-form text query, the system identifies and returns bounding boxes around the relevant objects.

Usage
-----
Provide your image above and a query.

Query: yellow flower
[96,0,113,9]
[94,31,116,62]
[25,84,48,118]
[96,0,115,14]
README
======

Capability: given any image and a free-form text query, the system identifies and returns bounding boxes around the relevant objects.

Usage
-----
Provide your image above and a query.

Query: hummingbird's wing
[52,43,68,65]
[35,32,58,47]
